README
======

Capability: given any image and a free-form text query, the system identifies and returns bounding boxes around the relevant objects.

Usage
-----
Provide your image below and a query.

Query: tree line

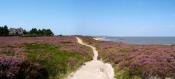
[0,25,54,36]
[24,28,54,36]
[0,25,9,36]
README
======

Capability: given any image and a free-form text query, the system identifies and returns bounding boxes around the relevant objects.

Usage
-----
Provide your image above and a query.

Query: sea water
[103,37,175,45]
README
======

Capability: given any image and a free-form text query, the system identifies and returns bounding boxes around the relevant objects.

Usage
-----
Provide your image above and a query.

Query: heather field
[1,36,175,79]
[80,36,175,79]
[0,36,92,79]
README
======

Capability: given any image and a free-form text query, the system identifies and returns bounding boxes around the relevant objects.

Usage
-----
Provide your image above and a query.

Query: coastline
[93,37,106,41]
[93,36,175,45]
[81,36,175,79]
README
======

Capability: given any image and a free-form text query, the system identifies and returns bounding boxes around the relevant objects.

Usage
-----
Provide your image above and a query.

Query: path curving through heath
[66,37,115,79]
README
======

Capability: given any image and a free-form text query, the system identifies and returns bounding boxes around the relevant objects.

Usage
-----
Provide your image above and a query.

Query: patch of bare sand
[66,37,114,79]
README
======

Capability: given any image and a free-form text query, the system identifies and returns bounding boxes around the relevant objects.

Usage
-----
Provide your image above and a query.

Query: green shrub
[114,65,142,79]
[24,44,87,79]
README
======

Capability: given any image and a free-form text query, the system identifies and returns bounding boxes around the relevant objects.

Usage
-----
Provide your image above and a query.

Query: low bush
[80,36,175,79]
[0,56,48,79]
[24,43,87,79]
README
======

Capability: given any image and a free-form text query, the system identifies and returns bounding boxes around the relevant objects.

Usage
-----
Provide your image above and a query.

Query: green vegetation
[114,65,142,79]
[118,48,131,53]
[26,28,54,36]
[0,25,54,36]
[115,66,130,79]
[1,50,14,56]
[0,25,9,36]
[24,43,87,79]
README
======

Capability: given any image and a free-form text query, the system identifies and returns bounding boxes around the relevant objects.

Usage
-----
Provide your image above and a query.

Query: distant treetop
[0,25,54,36]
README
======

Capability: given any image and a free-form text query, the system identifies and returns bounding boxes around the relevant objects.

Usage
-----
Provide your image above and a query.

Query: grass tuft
[24,43,87,79]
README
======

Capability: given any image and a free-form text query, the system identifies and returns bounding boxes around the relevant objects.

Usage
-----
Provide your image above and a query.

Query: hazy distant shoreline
[94,36,175,45]
[93,37,106,41]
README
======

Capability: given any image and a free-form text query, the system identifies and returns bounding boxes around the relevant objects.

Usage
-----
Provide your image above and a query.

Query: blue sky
[0,0,175,36]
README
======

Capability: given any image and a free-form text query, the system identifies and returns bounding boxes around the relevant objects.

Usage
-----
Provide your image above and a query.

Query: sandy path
[66,37,114,79]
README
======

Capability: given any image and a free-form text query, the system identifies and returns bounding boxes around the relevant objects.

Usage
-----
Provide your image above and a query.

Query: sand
[66,37,115,79]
